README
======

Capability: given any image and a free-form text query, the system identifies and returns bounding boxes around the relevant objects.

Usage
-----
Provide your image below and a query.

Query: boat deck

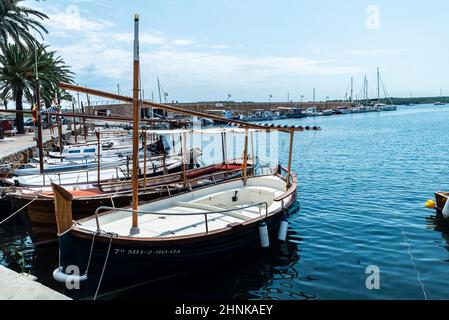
[78,178,287,238]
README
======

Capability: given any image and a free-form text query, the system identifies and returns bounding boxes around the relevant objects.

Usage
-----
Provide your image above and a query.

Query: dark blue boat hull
[58,201,298,299]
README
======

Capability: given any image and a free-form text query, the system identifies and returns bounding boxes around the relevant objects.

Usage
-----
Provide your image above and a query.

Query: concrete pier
[0,125,70,300]
[0,266,71,300]
[0,128,67,163]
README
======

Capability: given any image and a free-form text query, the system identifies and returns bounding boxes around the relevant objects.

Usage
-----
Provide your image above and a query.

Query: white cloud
[113,32,167,45]
[141,51,360,85]
[172,39,195,46]
[46,10,114,32]
[347,49,406,56]
[54,35,360,92]
[40,5,360,96]
[210,44,230,49]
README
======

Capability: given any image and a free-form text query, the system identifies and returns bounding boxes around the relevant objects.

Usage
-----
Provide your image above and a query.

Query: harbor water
[1,104,448,300]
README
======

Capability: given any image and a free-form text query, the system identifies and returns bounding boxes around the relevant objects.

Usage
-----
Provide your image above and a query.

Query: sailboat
[434,89,446,105]
[373,68,397,112]
[50,15,319,298]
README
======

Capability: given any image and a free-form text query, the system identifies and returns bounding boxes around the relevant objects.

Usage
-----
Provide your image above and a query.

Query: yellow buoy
[425,200,436,209]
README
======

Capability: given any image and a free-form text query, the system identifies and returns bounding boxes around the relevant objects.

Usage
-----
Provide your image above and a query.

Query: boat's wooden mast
[286,128,294,189]
[143,129,147,191]
[182,132,187,187]
[243,128,249,185]
[34,54,44,176]
[81,101,87,141]
[131,14,140,234]
[96,130,101,185]
[250,131,255,176]
[71,101,78,144]
[85,92,91,138]
[57,112,63,155]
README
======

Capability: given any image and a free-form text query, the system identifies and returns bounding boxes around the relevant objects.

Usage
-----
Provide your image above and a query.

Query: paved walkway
[0,266,71,300]
[0,128,66,160]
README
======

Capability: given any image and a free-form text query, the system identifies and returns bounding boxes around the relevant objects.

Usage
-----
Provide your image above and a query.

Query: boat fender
[259,222,270,248]
[443,199,449,219]
[278,219,289,241]
[52,267,88,284]
[425,200,436,209]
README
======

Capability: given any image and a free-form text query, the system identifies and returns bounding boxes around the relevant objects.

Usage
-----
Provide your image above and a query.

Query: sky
[24,0,449,102]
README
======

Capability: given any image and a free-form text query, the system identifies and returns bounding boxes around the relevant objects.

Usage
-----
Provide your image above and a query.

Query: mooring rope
[84,232,98,276]
[0,196,39,226]
[401,227,428,300]
[93,233,115,301]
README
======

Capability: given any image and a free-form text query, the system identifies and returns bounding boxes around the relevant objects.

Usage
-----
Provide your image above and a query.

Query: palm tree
[0,0,48,48]
[0,43,74,134]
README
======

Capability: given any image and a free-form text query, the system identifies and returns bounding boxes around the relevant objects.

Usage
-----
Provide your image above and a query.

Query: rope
[0,196,39,225]
[110,195,116,208]
[93,233,115,300]
[84,232,97,276]
[401,227,428,300]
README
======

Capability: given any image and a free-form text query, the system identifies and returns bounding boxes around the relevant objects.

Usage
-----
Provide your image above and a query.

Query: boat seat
[175,202,249,221]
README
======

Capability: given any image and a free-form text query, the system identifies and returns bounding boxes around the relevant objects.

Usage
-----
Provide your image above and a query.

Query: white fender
[52,267,88,284]
[278,219,289,241]
[259,222,270,248]
[443,199,449,219]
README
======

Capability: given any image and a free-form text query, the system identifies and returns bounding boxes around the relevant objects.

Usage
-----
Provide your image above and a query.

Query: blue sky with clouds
[25,0,449,102]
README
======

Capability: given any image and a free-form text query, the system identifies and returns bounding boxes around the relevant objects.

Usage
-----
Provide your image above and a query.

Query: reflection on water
[99,225,309,300]
[426,215,449,252]
[2,105,449,300]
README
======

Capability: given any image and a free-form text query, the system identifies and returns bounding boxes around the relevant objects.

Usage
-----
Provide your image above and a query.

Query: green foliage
[0,43,74,103]
[0,43,74,133]
[0,0,48,49]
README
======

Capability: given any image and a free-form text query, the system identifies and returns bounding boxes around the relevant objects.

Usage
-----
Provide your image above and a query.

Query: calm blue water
[1,104,448,300]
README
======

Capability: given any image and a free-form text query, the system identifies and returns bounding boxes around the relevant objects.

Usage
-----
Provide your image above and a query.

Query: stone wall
[85,101,352,118]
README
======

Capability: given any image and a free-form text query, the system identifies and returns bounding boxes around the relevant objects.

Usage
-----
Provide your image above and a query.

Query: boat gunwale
[6,163,251,201]
[67,173,297,244]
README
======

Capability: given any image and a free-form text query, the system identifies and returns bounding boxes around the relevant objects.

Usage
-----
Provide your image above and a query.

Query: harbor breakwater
[85,101,352,118]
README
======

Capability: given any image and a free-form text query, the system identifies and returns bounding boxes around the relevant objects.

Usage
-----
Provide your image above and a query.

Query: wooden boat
[51,170,297,297]
[434,192,449,216]
[7,161,252,243]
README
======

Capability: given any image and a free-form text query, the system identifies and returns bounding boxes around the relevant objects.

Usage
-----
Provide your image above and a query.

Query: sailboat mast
[377,67,380,103]
[363,75,368,103]
[157,77,162,104]
[34,45,44,176]
[131,14,141,234]
[350,77,354,103]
